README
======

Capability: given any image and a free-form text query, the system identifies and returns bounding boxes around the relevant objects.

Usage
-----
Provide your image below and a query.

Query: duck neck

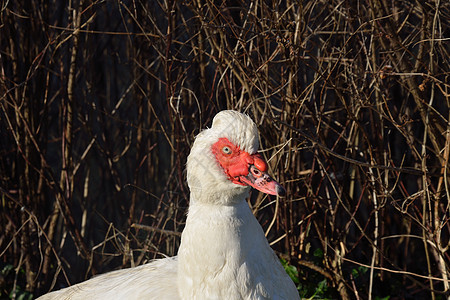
[177,195,266,297]
[179,196,254,253]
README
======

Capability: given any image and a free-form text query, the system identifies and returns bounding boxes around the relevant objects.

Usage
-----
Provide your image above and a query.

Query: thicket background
[1,0,449,299]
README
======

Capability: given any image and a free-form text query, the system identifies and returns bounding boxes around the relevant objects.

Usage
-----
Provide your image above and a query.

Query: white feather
[38,257,179,300]
[38,110,299,300]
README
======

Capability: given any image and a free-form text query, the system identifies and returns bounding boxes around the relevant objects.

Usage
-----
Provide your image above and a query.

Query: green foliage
[281,258,300,285]
[312,248,323,260]
[1,264,33,300]
[310,279,329,299]
[351,266,368,279]
[1,264,14,276]
[281,258,334,299]
[298,279,331,300]
[9,287,33,300]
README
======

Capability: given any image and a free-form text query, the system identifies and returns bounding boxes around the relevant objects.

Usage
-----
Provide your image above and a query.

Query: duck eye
[222,146,232,154]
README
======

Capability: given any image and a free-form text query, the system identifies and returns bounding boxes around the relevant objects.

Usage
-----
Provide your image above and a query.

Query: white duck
[38,110,299,300]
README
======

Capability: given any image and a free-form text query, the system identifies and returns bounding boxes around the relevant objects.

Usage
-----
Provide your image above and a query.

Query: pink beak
[239,165,286,196]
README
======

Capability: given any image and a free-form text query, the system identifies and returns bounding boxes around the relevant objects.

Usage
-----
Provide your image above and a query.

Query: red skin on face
[211,137,285,196]
[211,137,267,185]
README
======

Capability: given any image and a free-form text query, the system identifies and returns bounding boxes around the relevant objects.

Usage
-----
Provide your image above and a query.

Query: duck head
[187,110,285,205]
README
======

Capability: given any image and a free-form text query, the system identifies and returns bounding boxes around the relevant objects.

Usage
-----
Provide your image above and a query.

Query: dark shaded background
[1,0,449,299]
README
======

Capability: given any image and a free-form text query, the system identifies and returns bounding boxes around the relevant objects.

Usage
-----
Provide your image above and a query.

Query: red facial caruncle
[211,137,285,196]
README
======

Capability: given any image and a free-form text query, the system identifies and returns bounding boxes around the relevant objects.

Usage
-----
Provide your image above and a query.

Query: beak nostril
[250,165,261,176]
[240,164,285,196]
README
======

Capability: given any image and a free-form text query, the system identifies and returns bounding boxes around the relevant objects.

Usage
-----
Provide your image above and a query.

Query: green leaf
[1,264,14,275]
[352,266,368,278]
[280,258,300,284]
[313,248,324,259]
